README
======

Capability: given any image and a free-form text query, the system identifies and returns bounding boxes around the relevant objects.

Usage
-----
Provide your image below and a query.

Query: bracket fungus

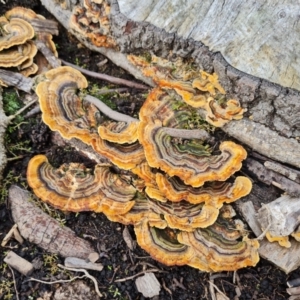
[70,0,116,48]
[28,56,258,272]
[0,16,34,51]
[27,155,136,214]
[128,54,244,127]
[0,7,59,80]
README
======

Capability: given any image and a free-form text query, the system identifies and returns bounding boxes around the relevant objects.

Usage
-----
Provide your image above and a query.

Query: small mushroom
[266,232,291,248]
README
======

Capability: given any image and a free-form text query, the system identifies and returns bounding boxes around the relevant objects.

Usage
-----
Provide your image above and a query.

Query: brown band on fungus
[0,17,34,51]
[27,155,136,214]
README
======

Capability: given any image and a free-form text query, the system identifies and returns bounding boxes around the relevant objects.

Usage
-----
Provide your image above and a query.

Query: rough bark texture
[117,0,300,91]
[40,0,300,161]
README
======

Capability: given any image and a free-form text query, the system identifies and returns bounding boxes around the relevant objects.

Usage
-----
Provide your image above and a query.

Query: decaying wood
[287,286,300,296]
[9,185,97,260]
[35,40,61,69]
[1,224,24,247]
[30,18,59,35]
[61,59,150,90]
[257,195,300,237]
[39,0,300,170]
[264,161,300,184]
[4,251,34,276]
[116,0,300,91]
[64,257,103,272]
[246,158,300,196]
[238,201,300,274]
[0,69,34,93]
[135,273,161,298]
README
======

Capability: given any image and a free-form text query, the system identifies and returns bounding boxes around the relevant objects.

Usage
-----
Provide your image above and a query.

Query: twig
[25,275,86,284]
[109,265,120,284]
[97,59,108,67]
[84,95,138,123]
[7,99,37,122]
[162,279,172,295]
[35,40,61,68]
[208,280,229,300]
[114,268,165,283]
[61,59,149,90]
[162,127,211,140]
[8,265,19,300]
[95,88,129,94]
[85,94,212,140]
[209,276,217,300]
[57,264,102,297]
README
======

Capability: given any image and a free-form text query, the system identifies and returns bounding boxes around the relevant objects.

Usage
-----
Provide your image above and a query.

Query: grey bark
[38,0,300,172]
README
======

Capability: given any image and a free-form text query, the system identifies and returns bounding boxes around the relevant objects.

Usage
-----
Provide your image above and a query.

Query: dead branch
[246,158,300,196]
[61,59,149,90]
[35,40,61,68]
[0,69,33,93]
[264,160,300,184]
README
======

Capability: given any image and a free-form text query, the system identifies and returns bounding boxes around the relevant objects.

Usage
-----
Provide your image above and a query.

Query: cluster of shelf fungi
[1,5,300,279]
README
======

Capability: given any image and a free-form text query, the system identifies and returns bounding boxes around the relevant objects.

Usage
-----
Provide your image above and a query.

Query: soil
[0,2,299,300]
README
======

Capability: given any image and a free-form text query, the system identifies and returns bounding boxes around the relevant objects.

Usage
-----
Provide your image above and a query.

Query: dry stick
[7,99,37,122]
[26,275,86,285]
[208,280,229,300]
[162,127,210,140]
[57,264,103,297]
[8,265,19,300]
[264,160,300,184]
[114,268,164,283]
[84,94,138,123]
[247,158,300,196]
[35,40,61,68]
[84,95,212,141]
[61,59,149,90]
[0,69,33,93]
